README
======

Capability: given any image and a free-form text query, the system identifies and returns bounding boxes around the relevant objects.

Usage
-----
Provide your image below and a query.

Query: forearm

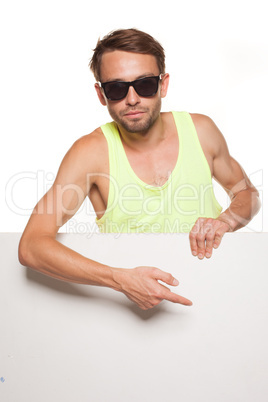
[19,235,120,290]
[18,235,192,309]
[218,189,261,232]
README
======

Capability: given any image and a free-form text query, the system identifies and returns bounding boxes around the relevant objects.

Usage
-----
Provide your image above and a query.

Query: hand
[189,217,231,259]
[114,266,192,310]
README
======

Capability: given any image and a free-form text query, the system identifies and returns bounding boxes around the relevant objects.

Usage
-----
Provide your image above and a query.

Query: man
[18,28,260,310]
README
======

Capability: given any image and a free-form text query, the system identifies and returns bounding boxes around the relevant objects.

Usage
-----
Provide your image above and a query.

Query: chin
[120,111,160,134]
[122,120,153,134]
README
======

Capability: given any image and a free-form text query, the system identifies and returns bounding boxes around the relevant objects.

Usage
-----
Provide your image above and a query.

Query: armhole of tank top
[96,123,116,223]
[186,112,214,180]
[185,112,222,215]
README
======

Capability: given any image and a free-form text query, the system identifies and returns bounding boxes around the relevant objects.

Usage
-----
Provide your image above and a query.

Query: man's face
[95,51,169,134]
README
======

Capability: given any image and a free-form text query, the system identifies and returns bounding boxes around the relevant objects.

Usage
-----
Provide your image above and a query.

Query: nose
[125,85,141,106]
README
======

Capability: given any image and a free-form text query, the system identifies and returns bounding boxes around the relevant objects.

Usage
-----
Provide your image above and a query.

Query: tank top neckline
[113,111,182,191]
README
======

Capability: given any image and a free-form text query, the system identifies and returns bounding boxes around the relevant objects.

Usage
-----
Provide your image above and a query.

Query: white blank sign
[1,232,268,402]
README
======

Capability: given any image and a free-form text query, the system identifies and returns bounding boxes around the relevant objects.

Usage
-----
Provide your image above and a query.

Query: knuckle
[152,298,162,307]
[196,233,204,242]
[152,267,160,275]
[140,305,148,310]
[152,288,163,299]
[166,273,173,282]
[206,233,214,241]
[204,219,214,230]
[215,230,223,240]
[189,231,196,240]
[140,301,154,310]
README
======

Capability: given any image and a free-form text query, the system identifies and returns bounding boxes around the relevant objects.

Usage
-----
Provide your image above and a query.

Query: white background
[1,0,267,232]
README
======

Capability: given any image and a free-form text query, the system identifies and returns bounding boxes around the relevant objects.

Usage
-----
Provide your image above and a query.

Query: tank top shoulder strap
[100,121,122,177]
[172,111,199,146]
[171,111,211,177]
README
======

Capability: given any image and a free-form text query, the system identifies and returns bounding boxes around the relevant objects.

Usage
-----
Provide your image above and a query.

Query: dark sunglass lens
[104,82,128,100]
[135,77,159,97]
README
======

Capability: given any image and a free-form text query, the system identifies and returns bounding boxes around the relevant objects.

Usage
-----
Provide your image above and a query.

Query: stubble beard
[108,98,162,134]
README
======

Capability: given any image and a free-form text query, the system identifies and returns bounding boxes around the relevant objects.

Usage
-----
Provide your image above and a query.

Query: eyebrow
[102,73,157,83]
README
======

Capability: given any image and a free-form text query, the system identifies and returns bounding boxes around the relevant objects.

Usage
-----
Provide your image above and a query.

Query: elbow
[249,189,262,221]
[255,193,262,215]
[18,236,32,267]
[252,186,261,209]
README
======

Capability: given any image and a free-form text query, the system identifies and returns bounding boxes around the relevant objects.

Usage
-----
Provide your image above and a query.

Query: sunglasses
[99,74,163,101]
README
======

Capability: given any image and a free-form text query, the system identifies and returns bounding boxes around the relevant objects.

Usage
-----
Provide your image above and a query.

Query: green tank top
[96,111,222,233]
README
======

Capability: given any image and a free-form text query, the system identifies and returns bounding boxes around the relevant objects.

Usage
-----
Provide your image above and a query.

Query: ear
[94,83,107,106]
[160,73,170,99]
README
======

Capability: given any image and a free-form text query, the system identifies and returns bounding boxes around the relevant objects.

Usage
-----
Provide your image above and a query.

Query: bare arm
[19,133,192,309]
[189,114,261,259]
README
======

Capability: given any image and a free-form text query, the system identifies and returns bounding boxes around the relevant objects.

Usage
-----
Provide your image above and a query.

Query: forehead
[100,50,159,82]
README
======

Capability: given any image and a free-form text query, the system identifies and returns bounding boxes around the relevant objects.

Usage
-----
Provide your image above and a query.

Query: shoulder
[189,113,227,158]
[190,113,220,136]
[66,128,107,168]
[70,127,106,154]
[56,127,108,182]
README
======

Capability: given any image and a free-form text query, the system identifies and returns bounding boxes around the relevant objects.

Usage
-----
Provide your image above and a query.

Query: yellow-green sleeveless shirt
[96,111,222,233]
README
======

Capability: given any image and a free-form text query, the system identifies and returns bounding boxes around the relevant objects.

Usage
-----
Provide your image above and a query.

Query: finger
[164,289,193,306]
[153,268,179,286]
[213,226,227,249]
[147,269,193,307]
[204,236,214,258]
[203,228,216,258]
[196,221,213,259]
[157,282,193,306]
[189,218,205,256]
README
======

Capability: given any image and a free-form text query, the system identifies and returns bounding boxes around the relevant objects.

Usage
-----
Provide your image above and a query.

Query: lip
[124,111,145,118]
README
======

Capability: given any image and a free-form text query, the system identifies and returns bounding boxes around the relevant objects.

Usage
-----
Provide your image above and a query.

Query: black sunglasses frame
[99,74,163,101]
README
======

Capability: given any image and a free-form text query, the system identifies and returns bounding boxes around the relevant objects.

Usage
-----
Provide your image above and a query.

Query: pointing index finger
[164,289,193,306]
[158,282,193,306]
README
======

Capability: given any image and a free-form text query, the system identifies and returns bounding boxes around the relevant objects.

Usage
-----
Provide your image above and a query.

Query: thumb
[153,269,179,286]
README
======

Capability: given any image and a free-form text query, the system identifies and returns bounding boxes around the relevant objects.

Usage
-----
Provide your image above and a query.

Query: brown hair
[89,28,165,82]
